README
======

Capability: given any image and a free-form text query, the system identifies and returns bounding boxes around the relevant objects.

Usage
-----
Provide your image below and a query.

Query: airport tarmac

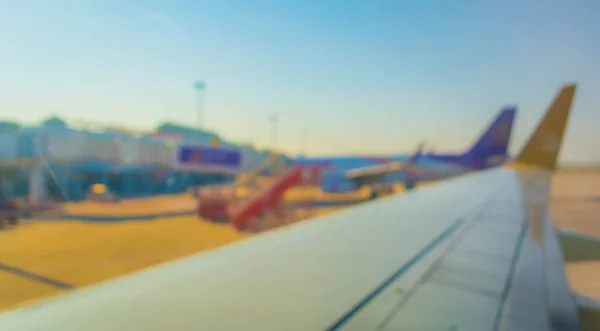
[0,203,343,311]
[552,171,600,301]
[61,194,197,217]
[0,215,246,310]
[56,184,371,219]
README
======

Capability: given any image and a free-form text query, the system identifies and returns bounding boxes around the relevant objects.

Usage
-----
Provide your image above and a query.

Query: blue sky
[0,0,599,163]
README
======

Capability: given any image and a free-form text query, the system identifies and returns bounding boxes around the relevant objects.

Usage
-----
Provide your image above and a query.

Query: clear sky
[1,0,599,163]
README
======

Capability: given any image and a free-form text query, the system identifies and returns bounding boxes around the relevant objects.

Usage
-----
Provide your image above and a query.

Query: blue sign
[177,146,242,169]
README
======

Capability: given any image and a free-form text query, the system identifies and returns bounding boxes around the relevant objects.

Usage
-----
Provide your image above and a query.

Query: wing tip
[510,83,577,171]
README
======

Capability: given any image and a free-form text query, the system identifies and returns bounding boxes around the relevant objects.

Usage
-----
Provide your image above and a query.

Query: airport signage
[174,145,242,174]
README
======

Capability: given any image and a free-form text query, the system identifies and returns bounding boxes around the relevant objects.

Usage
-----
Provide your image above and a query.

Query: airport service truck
[0,197,20,227]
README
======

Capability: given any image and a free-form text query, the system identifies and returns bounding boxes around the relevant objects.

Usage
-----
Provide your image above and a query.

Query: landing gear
[404,180,418,191]
[0,215,19,229]
[370,184,394,200]
[369,191,378,200]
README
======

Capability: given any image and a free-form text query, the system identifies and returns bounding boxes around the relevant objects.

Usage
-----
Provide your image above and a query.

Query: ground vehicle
[0,197,20,227]
[86,184,120,202]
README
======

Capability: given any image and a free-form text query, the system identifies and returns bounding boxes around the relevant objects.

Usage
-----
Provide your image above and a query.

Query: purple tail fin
[407,142,425,164]
[425,106,517,169]
[462,106,516,168]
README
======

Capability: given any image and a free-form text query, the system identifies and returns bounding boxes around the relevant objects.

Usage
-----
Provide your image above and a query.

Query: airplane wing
[0,84,586,331]
[344,142,424,187]
[404,161,475,182]
[344,161,405,186]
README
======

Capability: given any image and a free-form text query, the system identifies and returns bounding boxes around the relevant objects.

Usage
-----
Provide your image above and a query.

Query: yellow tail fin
[511,84,577,171]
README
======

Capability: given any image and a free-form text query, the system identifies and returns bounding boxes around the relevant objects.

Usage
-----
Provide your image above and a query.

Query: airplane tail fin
[463,106,517,168]
[407,142,425,164]
[512,84,576,171]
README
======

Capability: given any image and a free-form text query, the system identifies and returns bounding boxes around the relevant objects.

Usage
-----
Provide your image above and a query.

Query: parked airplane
[344,142,425,197]
[345,106,516,194]
[425,105,517,168]
[298,106,516,193]
[2,84,596,331]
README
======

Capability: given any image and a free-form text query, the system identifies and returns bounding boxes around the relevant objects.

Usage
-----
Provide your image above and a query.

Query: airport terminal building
[0,118,271,202]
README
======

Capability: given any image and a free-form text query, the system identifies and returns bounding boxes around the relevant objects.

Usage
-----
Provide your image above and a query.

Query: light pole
[269,115,278,150]
[194,81,206,128]
[301,129,309,155]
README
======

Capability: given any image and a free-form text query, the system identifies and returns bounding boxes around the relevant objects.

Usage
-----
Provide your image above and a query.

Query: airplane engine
[404,179,418,191]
